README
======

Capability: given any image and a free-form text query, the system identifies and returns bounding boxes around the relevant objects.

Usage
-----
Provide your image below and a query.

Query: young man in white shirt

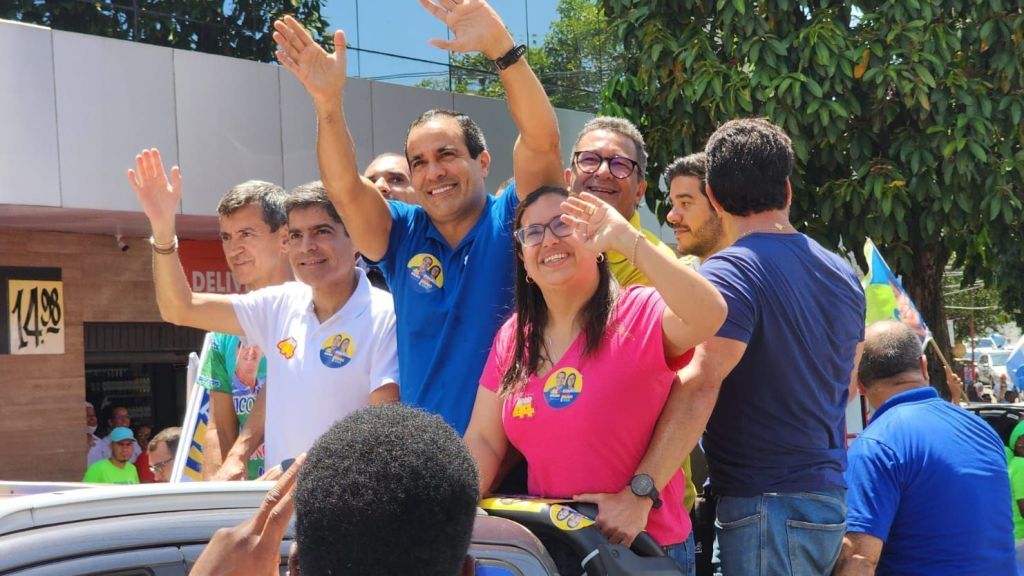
[129,156,399,470]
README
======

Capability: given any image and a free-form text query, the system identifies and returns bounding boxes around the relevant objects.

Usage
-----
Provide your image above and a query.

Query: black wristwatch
[630,473,662,509]
[494,44,527,70]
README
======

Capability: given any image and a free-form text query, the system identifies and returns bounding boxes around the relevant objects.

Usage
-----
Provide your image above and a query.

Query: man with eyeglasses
[566,116,679,287]
[565,117,700,565]
[146,426,181,483]
[102,406,142,464]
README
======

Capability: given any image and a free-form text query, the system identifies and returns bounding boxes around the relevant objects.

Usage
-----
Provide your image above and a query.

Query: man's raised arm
[128,148,244,336]
[274,18,392,261]
[419,0,563,198]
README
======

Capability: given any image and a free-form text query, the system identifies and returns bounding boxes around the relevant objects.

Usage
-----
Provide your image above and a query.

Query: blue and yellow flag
[863,239,931,344]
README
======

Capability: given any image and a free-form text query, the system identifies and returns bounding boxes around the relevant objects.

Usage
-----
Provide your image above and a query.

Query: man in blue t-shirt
[629,118,866,575]
[274,1,564,433]
[835,320,1015,575]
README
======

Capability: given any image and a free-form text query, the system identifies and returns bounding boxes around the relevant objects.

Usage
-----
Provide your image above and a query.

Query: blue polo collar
[871,386,938,423]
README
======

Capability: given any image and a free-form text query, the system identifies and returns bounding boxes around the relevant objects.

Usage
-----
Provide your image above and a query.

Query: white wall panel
[0,22,60,206]
[174,50,283,216]
[370,83,453,161]
[280,75,375,189]
[279,71,318,190]
[453,93,517,195]
[53,30,178,212]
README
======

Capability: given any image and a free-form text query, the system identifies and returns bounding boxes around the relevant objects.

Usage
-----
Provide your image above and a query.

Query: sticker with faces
[319,333,355,368]
[543,368,583,409]
[407,253,444,293]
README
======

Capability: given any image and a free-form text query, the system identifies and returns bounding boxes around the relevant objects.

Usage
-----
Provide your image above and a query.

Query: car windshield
[990,351,1011,366]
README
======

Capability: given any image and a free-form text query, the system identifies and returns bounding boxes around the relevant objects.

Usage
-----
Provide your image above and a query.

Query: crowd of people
[84,401,180,484]
[79,0,1020,574]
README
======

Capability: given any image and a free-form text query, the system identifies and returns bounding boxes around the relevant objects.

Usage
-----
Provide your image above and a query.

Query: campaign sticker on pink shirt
[543,368,582,409]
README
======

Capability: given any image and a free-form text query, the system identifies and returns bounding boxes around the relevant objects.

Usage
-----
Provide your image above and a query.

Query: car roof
[0,482,557,575]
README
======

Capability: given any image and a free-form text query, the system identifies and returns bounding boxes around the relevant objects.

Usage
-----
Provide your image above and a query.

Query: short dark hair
[705,118,793,216]
[407,109,487,159]
[147,426,180,454]
[664,152,707,198]
[295,404,479,576]
[284,181,344,227]
[858,320,923,387]
[217,180,289,232]
[574,116,648,177]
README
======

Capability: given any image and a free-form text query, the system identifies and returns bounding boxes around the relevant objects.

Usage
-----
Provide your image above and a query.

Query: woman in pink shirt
[466,186,726,573]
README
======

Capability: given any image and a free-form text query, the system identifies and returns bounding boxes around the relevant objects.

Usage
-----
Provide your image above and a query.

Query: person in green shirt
[1008,420,1024,542]
[82,427,139,485]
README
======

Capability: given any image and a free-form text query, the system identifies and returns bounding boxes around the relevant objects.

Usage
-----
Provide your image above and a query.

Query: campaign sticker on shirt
[407,253,444,293]
[319,333,355,368]
[543,368,583,409]
[277,337,297,359]
[550,504,595,531]
[512,395,535,419]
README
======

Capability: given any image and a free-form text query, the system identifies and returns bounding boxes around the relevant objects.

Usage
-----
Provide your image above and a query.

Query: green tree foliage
[600,0,1024,384]
[420,0,620,111]
[3,1,328,62]
[944,269,1010,342]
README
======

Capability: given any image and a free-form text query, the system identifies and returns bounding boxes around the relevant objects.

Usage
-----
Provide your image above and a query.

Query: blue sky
[321,0,560,83]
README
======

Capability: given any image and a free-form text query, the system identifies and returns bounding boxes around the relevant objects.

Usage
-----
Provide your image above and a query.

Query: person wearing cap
[82,427,140,485]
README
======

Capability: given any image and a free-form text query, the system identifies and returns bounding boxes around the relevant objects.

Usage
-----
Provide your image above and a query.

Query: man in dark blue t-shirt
[835,320,1015,575]
[630,118,866,576]
[274,1,564,434]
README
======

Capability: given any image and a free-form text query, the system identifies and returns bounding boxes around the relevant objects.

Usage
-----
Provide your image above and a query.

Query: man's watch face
[631,474,654,496]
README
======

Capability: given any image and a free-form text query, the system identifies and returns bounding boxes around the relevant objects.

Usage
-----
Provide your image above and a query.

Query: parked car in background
[965,404,1024,449]
[978,349,1012,387]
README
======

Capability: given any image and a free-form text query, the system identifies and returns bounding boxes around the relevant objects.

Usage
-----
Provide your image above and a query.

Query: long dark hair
[498,186,616,396]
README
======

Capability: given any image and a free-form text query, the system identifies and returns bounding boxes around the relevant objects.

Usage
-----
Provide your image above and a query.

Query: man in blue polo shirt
[834,320,1015,575]
[273,0,563,433]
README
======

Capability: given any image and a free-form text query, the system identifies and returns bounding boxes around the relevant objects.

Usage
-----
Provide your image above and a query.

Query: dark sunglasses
[573,150,640,179]
[514,215,573,247]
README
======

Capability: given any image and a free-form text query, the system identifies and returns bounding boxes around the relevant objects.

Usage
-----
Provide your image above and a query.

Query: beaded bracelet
[631,231,643,263]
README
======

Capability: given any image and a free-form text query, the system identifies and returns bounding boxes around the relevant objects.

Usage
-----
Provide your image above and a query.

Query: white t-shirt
[231,270,399,467]
[87,433,109,467]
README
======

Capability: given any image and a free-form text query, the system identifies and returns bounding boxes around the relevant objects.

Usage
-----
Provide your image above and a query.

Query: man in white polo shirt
[129,151,399,470]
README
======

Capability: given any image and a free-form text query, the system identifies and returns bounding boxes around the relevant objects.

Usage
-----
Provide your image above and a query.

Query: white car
[977,349,1011,387]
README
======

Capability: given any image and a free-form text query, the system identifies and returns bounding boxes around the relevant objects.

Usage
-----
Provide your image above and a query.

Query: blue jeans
[664,532,697,576]
[715,489,846,576]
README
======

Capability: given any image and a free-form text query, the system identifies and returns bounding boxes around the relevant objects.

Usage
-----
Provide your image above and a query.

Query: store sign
[1,267,64,355]
[179,240,243,294]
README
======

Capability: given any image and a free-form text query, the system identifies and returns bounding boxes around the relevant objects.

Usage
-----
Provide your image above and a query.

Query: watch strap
[494,44,527,71]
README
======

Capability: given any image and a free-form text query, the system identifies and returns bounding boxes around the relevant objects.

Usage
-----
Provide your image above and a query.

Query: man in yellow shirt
[565,116,698,569]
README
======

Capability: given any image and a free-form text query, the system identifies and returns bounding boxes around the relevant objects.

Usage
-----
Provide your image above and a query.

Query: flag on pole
[1007,336,1024,391]
[863,239,932,344]
[171,334,213,483]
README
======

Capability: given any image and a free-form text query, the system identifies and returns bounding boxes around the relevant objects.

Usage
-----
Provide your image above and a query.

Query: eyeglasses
[514,215,573,247]
[149,457,174,474]
[573,150,640,179]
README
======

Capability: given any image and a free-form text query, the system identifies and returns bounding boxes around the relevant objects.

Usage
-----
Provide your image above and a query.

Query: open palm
[274,16,347,101]
[560,193,633,256]
[419,0,512,59]
[128,148,180,229]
